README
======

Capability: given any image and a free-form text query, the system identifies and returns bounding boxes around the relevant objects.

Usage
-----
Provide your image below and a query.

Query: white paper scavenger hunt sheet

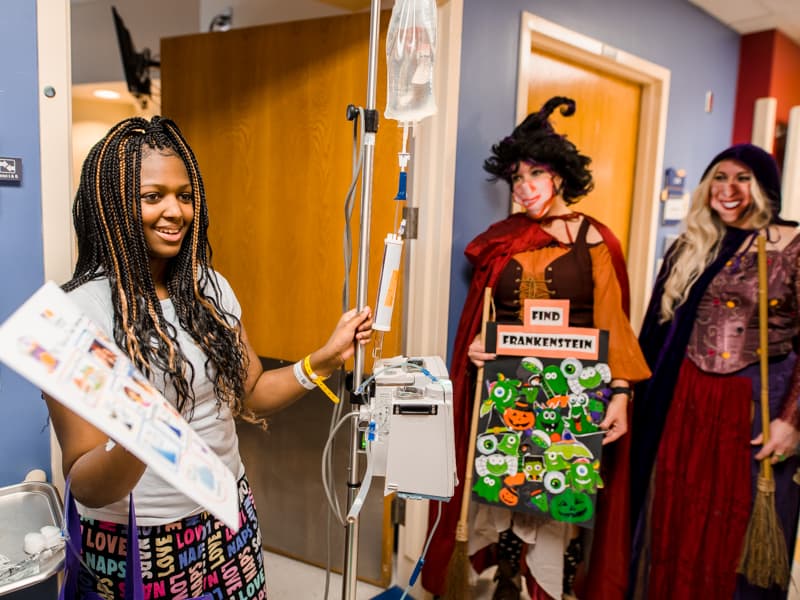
[0,282,239,531]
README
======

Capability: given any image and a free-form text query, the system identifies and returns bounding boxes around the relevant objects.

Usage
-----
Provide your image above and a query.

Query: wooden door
[160,13,403,363]
[525,48,641,255]
[160,11,401,586]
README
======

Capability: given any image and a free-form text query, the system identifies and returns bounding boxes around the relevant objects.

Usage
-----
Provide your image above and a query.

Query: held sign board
[474,299,610,528]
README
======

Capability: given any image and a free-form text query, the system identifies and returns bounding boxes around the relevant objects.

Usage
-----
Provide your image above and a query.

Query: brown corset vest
[494,218,594,326]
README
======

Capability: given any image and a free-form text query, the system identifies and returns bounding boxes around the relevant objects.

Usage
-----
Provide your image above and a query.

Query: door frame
[38,0,74,494]
[395,0,462,596]
[403,0,461,361]
[517,12,670,330]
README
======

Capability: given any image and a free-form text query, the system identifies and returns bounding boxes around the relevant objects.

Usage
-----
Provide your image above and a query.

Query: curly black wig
[483,96,594,204]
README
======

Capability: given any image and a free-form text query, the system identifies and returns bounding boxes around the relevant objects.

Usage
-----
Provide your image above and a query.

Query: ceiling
[202,0,800,45]
[71,0,800,43]
[688,0,800,45]
[69,0,799,94]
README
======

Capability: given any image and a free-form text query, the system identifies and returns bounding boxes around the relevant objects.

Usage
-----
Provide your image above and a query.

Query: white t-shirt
[67,272,245,525]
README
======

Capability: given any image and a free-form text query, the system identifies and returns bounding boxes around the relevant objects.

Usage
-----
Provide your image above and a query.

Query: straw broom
[788,503,800,600]
[737,232,790,589]
[443,287,493,600]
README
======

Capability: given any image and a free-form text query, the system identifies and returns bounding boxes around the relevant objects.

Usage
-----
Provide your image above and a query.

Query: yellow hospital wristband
[303,355,340,404]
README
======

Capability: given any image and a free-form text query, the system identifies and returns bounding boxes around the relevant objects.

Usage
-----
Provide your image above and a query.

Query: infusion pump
[368,356,456,501]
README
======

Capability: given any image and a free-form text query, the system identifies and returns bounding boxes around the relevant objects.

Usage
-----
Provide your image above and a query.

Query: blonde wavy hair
[659,162,773,322]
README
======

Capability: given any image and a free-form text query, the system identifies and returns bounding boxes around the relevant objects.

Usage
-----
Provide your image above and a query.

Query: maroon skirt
[646,356,799,599]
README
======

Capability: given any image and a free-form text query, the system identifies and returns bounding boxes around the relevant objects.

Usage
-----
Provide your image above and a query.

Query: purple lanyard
[59,476,212,600]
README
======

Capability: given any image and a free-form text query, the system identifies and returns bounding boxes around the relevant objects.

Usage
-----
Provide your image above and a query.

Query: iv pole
[342,0,382,598]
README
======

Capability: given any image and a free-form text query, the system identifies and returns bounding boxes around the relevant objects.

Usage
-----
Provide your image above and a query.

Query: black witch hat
[483,96,594,204]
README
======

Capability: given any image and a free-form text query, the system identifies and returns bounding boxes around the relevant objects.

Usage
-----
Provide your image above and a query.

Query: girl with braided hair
[45,116,373,599]
[421,97,650,600]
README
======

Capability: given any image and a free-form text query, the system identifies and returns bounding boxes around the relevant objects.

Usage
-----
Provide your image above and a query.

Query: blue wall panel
[0,0,51,486]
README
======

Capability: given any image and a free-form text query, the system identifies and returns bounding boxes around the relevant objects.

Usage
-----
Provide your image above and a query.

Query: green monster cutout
[530,490,549,512]
[489,374,521,413]
[568,393,598,434]
[529,430,551,449]
[473,474,502,503]
[544,470,567,495]
[519,358,544,403]
[542,365,568,397]
[543,450,570,472]
[497,433,520,455]
[479,398,494,418]
[564,358,591,395]
[560,358,583,381]
[543,436,593,471]
[587,396,606,424]
[577,366,603,390]
[569,460,603,493]
[520,384,541,405]
[535,408,564,439]
[578,363,612,391]
[520,431,550,454]
[521,357,544,379]
[550,488,594,523]
[475,454,517,477]
[522,457,546,482]
[476,433,497,455]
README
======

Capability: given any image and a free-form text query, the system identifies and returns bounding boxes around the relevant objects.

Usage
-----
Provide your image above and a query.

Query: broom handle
[757,233,773,480]
[455,287,493,543]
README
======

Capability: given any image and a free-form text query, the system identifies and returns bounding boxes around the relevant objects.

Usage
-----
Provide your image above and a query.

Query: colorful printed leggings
[77,476,267,600]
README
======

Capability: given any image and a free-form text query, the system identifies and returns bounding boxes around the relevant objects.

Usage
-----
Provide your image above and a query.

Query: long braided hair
[65,116,258,424]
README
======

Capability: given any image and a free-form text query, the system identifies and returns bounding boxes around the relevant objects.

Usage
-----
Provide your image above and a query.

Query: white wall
[71,0,398,87]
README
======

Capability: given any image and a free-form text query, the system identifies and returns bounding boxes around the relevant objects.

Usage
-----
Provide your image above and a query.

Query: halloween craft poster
[0,282,239,531]
[473,299,610,527]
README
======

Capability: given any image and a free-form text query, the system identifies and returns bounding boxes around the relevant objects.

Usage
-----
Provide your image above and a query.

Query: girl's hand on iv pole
[315,306,374,375]
[468,334,496,368]
[242,307,372,415]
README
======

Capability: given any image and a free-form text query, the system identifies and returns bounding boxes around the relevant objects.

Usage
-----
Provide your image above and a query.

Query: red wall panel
[733,29,800,165]
[732,30,775,145]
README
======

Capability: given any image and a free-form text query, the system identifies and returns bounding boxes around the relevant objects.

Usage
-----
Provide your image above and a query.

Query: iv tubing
[355,360,439,397]
[399,500,442,600]
[345,435,376,524]
[321,411,360,526]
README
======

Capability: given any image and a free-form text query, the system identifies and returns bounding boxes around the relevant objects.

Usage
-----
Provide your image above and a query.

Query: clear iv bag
[385,0,437,123]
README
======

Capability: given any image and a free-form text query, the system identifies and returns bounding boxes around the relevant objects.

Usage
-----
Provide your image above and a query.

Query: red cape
[421,212,632,599]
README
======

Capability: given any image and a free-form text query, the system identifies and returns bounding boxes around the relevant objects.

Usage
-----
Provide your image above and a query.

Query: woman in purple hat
[631,144,800,599]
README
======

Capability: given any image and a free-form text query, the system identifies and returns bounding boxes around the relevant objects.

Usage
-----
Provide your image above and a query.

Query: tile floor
[262,551,532,600]
[262,551,387,599]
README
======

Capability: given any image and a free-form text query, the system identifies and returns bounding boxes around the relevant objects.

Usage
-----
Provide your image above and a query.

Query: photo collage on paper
[0,282,239,531]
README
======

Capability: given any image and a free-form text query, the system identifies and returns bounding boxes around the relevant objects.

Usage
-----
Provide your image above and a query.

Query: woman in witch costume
[630,144,800,599]
[421,97,650,600]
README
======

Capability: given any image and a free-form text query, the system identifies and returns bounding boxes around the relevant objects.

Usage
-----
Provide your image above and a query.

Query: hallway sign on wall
[0,282,239,531]
[0,157,21,183]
